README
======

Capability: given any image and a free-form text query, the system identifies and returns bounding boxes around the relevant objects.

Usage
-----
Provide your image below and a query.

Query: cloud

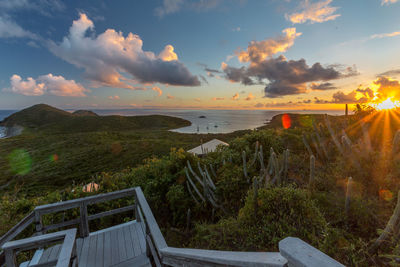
[222,54,357,98]
[314,97,330,104]
[236,28,301,64]
[194,97,201,102]
[167,94,175,99]
[245,92,255,100]
[254,103,264,108]
[381,0,398,5]
[331,90,368,104]
[6,74,88,97]
[309,82,336,90]
[370,30,400,39]
[232,93,239,100]
[108,95,120,100]
[154,0,224,17]
[286,0,340,24]
[0,0,65,15]
[152,86,163,96]
[48,13,200,89]
[379,69,400,77]
[0,16,38,39]
[372,76,400,100]
[212,97,224,100]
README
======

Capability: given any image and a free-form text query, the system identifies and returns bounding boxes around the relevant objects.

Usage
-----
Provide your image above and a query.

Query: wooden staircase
[0,187,344,267]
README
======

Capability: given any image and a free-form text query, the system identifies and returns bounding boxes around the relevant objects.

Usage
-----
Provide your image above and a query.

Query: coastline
[0,125,23,139]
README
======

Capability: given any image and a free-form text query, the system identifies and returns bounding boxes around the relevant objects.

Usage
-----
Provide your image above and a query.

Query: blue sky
[1,0,400,110]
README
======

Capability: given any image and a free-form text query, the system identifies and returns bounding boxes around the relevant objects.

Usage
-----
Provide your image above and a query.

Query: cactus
[302,133,314,156]
[186,209,191,230]
[253,176,259,216]
[313,120,328,159]
[370,190,400,253]
[249,141,259,167]
[209,163,217,178]
[242,151,249,182]
[187,161,204,186]
[185,169,205,202]
[345,177,352,216]
[309,155,315,187]
[324,114,344,154]
[361,122,372,153]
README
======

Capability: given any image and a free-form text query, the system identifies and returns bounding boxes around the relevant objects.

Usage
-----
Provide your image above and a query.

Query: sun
[371,98,400,111]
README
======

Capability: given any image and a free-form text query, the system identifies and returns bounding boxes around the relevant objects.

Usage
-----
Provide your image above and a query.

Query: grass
[0,104,248,195]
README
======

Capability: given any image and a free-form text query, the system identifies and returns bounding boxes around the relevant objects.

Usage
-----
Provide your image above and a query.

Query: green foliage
[191,187,328,251]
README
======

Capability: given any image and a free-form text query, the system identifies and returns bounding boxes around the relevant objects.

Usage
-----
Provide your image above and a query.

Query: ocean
[0,109,344,136]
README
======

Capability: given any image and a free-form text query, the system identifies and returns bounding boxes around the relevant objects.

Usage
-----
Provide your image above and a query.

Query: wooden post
[4,249,16,267]
[79,202,89,238]
[135,194,141,222]
[345,104,348,117]
[34,211,43,235]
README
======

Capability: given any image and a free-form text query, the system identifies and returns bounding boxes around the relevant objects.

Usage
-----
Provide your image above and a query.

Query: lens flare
[50,154,59,162]
[370,98,400,111]
[282,114,291,129]
[8,149,32,175]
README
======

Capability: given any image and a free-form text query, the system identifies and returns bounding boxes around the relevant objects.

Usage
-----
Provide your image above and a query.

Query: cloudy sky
[1,0,400,110]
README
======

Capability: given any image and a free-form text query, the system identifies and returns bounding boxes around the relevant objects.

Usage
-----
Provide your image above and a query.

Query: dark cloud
[199,75,208,84]
[222,55,357,98]
[309,82,336,90]
[378,69,400,77]
[331,90,368,104]
[314,97,330,104]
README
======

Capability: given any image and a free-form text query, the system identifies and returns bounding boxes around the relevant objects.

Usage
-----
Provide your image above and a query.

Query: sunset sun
[371,98,400,111]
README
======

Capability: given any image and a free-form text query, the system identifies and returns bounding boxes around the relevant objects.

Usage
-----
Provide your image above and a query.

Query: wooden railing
[0,187,345,267]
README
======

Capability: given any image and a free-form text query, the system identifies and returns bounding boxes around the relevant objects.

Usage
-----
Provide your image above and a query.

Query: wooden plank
[75,238,83,262]
[38,246,52,264]
[103,231,112,267]
[48,244,61,263]
[134,222,146,254]
[110,225,119,265]
[89,221,134,236]
[55,229,76,267]
[85,234,97,267]
[3,230,68,252]
[42,218,80,233]
[117,227,127,263]
[0,211,34,248]
[146,235,161,267]
[95,232,104,267]
[88,205,134,221]
[160,247,287,267]
[78,236,91,266]
[134,187,167,252]
[279,237,344,267]
[79,203,89,238]
[128,223,141,257]
[122,225,134,260]
[35,188,135,214]
[30,248,44,265]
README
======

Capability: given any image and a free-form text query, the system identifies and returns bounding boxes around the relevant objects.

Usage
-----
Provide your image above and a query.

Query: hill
[0,104,191,133]
[0,104,245,194]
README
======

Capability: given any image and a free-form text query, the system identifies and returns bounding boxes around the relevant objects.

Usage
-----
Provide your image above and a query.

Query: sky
[1,0,400,110]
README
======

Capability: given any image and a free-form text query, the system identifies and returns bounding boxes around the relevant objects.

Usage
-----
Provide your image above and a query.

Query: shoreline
[0,125,23,139]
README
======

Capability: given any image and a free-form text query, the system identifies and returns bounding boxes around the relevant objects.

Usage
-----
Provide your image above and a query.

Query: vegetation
[4,104,400,266]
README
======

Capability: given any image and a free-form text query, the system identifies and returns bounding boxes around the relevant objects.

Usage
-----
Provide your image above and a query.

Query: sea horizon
[0,108,345,135]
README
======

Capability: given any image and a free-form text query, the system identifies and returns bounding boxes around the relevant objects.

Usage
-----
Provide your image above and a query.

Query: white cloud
[48,13,199,89]
[286,0,340,24]
[0,16,38,39]
[151,86,163,96]
[236,28,301,64]
[370,30,400,39]
[381,0,398,5]
[6,74,88,97]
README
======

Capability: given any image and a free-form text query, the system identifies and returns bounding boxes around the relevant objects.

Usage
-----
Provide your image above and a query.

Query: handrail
[134,187,167,266]
[2,229,77,267]
[160,247,288,267]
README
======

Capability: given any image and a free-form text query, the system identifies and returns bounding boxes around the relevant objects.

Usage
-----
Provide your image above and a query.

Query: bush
[191,186,328,251]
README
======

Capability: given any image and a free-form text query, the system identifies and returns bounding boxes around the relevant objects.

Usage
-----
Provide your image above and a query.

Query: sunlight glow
[370,98,400,110]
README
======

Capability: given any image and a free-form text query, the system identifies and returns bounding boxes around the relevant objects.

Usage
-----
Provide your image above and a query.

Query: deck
[0,187,345,267]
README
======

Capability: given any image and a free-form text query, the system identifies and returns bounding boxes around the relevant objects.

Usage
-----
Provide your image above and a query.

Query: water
[91,109,344,134]
[0,108,344,135]
[0,110,16,138]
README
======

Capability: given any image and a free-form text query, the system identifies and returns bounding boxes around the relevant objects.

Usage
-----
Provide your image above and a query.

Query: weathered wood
[117,227,128,262]
[88,205,135,221]
[161,247,287,267]
[86,234,97,266]
[146,235,162,267]
[2,229,77,267]
[129,222,141,257]
[279,237,344,267]
[34,188,136,214]
[134,187,167,253]
[103,230,112,267]
[0,211,35,248]
[79,203,89,237]
[95,232,104,267]
[34,211,43,235]
[42,218,80,233]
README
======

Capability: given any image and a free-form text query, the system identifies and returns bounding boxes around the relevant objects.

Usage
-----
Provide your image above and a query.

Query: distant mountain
[0,104,190,133]
[72,110,98,117]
